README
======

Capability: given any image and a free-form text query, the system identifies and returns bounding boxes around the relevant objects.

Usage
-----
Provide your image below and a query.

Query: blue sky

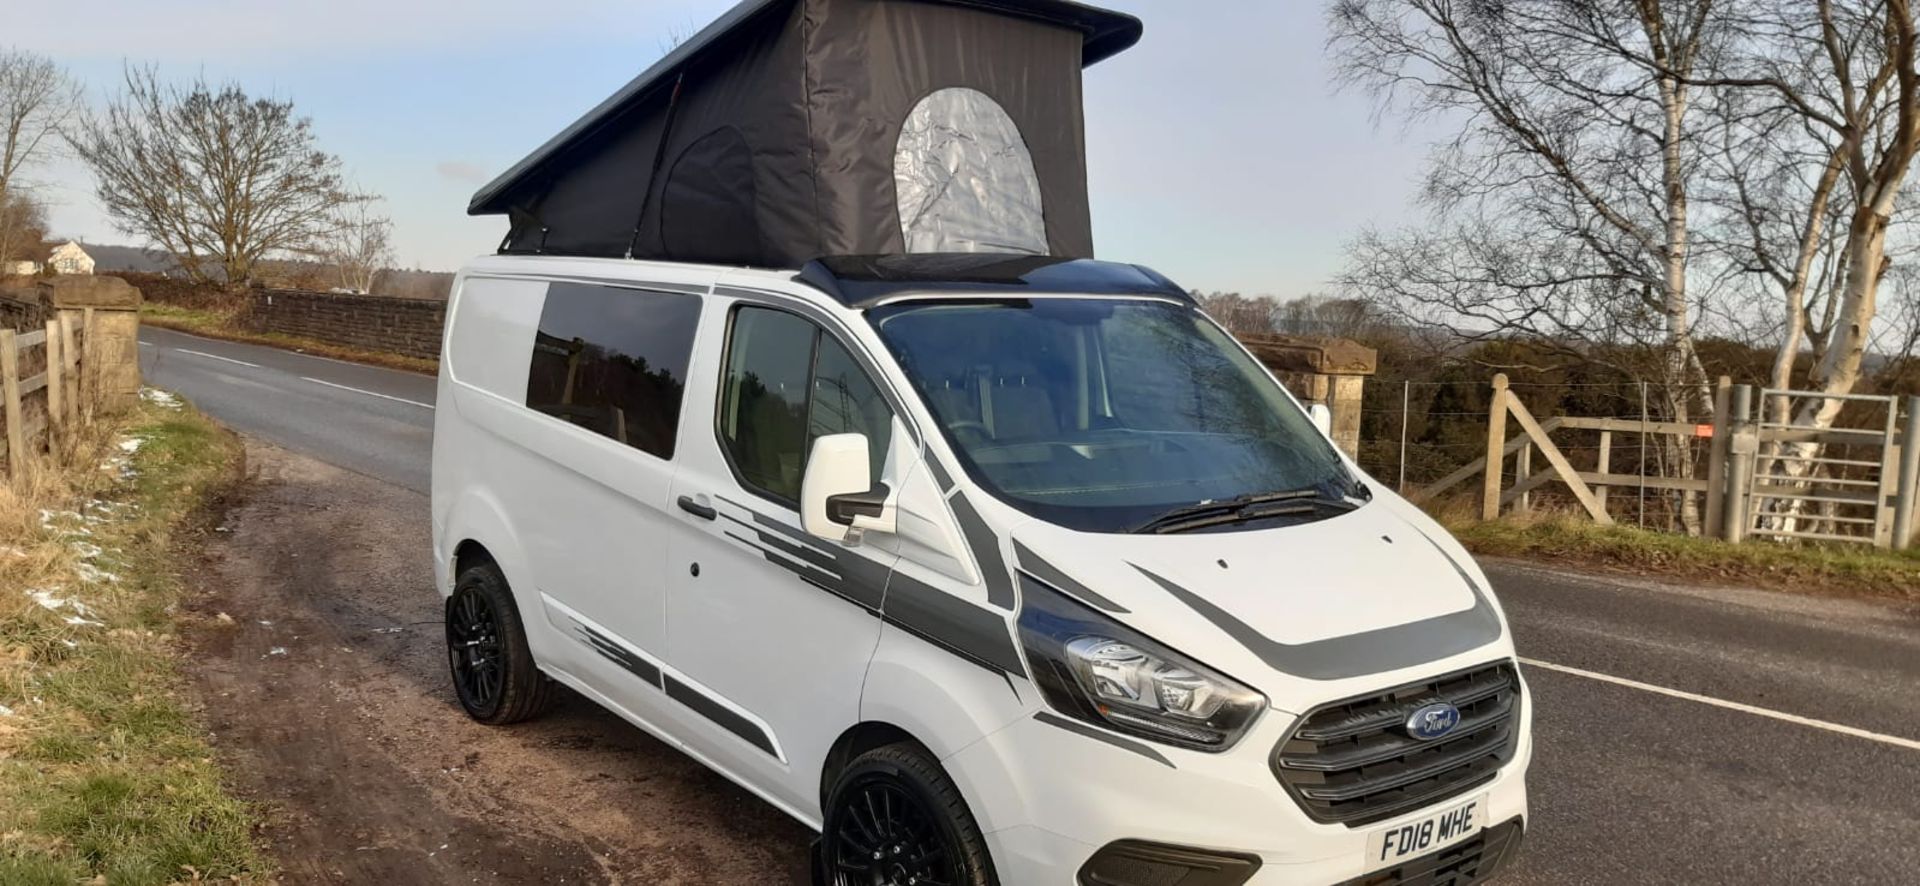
[16,0,1444,296]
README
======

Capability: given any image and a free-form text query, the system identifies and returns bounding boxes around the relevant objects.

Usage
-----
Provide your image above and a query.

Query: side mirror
[801,433,896,541]
[1308,403,1333,436]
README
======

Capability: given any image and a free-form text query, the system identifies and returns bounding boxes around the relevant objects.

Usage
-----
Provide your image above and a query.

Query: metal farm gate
[1747,390,1905,547]
[1426,375,1920,551]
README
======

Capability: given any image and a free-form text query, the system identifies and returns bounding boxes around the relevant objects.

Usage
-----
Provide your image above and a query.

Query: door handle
[677,495,716,521]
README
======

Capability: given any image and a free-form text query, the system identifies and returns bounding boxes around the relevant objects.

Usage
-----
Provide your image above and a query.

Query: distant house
[1,259,37,276]
[48,241,95,275]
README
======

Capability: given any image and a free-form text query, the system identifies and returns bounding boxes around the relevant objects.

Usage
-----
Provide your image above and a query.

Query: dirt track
[180,442,812,884]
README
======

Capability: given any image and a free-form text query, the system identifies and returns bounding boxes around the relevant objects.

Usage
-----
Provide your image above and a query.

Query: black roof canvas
[470,0,1142,268]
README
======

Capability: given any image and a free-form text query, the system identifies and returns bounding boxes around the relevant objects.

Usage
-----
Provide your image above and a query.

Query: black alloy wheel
[447,585,504,713]
[445,562,554,724]
[822,744,995,886]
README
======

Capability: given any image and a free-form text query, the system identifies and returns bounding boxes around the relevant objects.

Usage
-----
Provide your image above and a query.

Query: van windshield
[868,298,1362,533]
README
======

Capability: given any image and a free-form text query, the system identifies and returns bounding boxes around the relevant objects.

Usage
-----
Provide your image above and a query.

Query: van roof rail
[794,253,1193,309]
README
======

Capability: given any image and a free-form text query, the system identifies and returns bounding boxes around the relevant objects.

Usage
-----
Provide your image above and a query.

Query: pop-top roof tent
[468,0,1143,268]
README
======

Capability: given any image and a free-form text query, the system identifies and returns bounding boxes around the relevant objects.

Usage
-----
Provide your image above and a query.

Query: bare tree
[1329,0,1733,530]
[68,66,361,287]
[1197,292,1278,335]
[0,188,49,267]
[1328,0,1724,390]
[1706,1,1920,434]
[321,198,394,294]
[0,49,78,266]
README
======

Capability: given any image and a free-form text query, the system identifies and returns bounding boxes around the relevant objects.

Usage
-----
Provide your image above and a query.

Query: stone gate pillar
[1240,334,1378,458]
[43,277,143,412]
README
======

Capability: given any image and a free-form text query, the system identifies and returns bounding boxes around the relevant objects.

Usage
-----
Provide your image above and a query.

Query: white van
[429,252,1531,885]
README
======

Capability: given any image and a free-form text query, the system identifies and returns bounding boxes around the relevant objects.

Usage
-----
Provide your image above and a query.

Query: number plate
[1365,793,1487,868]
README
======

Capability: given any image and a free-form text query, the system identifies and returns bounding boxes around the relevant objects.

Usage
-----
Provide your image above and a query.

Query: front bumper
[947,675,1533,885]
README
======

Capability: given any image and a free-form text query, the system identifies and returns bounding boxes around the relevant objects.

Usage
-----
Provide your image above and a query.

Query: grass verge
[0,392,269,884]
[1441,511,1920,602]
[141,302,438,375]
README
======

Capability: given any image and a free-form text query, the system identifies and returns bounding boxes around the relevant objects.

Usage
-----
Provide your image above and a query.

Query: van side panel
[433,275,545,599]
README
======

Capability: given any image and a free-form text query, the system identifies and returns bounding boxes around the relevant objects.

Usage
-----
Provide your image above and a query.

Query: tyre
[446,562,554,724]
[818,742,996,886]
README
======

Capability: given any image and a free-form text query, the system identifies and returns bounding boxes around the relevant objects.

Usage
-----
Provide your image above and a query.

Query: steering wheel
[946,420,992,444]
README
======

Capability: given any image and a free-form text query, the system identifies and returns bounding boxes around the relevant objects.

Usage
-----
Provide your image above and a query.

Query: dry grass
[0,392,268,884]
[140,302,438,375]
[1435,502,1920,602]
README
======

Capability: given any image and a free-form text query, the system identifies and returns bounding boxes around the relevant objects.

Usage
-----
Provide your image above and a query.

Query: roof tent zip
[625,71,689,260]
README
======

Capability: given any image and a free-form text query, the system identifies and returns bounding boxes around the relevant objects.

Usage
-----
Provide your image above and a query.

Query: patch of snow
[118,437,144,454]
[139,387,182,408]
[0,704,12,717]
[267,647,288,656]
[73,562,120,584]
[69,541,104,560]
[63,615,105,627]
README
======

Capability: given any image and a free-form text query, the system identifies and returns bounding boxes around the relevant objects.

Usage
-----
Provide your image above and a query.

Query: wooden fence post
[1,329,24,480]
[59,313,78,427]
[1895,395,1920,551]
[1725,385,1755,543]
[81,307,97,419]
[1703,376,1731,539]
[45,319,63,451]
[1482,374,1511,521]
[1596,431,1612,515]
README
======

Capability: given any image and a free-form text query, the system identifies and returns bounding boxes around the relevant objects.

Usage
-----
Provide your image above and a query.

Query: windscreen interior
[869,299,1353,532]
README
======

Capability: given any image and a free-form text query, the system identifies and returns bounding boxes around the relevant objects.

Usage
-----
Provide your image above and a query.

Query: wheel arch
[819,721,926,809]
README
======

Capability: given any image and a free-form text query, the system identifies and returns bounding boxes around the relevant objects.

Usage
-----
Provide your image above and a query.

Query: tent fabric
[471,0,1140,269]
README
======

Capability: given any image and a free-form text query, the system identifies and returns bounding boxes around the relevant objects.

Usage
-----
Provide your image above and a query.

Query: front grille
[1336,817,1524,886]
[1272,661,1520,826]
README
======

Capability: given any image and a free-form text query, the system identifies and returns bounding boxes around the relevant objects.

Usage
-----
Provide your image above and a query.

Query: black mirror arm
[826,483,891,526]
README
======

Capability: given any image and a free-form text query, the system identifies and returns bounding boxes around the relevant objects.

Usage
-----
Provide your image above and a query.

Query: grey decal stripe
[884,571,1026,677]
[924,456,955,492]
[579,627,662,687]
[663,674,779,758]
[747,514,889,611]
[1033,712,1174,769]
[1131,562,1503,681]
[948,492,1015,610]
[1013,541,1129,613]
[713,497,1022,676]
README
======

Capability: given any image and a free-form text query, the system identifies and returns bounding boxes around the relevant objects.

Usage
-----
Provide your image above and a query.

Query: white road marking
[1520,657,1920,752]
[301,376,434,409]
[174,348,259,368]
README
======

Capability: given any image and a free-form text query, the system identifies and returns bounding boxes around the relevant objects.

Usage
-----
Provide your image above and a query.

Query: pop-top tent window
[467,0,1142,268]
[894,88,1046,255]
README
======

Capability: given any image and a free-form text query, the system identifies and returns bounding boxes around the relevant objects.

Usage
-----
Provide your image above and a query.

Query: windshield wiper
[1129,487,1360,535]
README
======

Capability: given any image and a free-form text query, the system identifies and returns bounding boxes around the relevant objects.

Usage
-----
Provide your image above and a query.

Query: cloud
[435,161,490,184]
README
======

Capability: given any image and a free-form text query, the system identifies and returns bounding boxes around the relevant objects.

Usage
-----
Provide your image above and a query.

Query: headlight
[1018,577,1265,751]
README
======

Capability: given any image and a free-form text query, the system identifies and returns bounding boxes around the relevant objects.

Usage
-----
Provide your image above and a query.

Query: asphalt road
[140,327,1920,885]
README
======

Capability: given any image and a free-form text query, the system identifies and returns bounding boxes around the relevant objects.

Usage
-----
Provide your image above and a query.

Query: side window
[525,282,702,459]
[809,338,892,486]
[720,306,893,504]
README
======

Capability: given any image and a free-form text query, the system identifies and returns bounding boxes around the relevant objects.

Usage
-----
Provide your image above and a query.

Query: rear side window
[719,306,892,504]
[525,282,701,459]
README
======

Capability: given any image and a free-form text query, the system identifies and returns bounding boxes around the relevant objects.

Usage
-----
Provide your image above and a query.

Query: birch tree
[1330,0,1729,529]
[1709,0,1920,434]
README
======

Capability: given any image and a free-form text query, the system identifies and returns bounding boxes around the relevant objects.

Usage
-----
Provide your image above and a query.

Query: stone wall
[243,289,446,360]
[0,278,50,331]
